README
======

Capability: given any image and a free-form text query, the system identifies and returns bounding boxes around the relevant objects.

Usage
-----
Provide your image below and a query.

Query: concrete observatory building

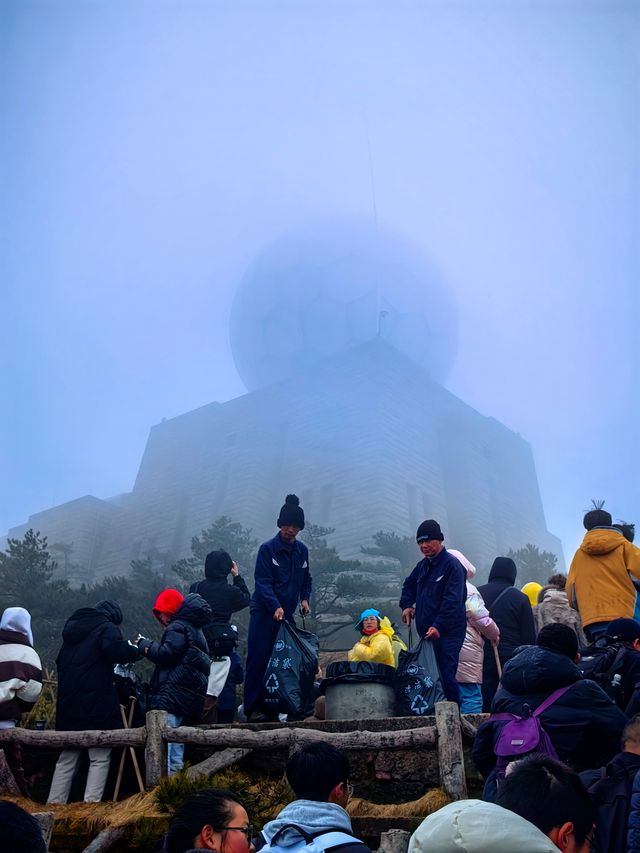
[9,221,562,581]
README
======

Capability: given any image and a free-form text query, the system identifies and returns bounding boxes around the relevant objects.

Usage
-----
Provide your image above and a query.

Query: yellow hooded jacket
[566,528,640,627]
[348,616,395,667]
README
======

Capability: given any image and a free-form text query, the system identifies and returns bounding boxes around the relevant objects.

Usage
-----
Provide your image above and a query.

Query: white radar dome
[229,219,457,390]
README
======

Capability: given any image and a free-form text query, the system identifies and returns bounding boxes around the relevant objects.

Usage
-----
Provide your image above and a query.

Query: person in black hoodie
[190,550,251,630]
[189,551,251,722]
[473,623,626,798]
[478,556,537,711]
[47,600,141,803]
[136,590,212,774]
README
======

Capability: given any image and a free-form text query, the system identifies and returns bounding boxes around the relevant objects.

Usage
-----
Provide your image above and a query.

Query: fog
[1,0,638,565]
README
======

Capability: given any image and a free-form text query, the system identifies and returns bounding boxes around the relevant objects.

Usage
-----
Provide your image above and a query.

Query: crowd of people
[2,493,640,851]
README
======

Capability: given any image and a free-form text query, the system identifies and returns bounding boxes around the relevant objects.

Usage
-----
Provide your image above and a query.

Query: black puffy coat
[473,644,627,777]
[55,601,141,731]
[478,558,537,710]
[141,594,212,724]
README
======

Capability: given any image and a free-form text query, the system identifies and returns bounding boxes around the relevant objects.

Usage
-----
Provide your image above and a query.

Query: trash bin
[321,661,396,720]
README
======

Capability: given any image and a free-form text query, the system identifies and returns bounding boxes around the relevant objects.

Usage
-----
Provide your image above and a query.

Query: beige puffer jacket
[536,587,587,646]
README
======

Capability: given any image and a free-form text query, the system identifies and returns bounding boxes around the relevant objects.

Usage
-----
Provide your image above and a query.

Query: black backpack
[586,763,638,853]
[579,639,628,707]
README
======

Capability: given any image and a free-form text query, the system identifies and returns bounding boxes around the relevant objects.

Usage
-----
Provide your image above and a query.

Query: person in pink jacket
[449,549,500,713]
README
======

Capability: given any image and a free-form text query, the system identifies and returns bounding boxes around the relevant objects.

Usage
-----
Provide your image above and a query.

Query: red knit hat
[153,589,184,616]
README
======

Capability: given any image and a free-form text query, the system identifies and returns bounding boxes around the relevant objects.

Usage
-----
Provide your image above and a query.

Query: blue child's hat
[355,608,381,628]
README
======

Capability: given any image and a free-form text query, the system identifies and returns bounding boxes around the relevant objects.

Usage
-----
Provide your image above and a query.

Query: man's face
[418,539,443,559]
[280,525,300,542]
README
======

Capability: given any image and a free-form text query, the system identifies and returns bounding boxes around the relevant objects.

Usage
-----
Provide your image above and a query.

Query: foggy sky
[1,0,638,565]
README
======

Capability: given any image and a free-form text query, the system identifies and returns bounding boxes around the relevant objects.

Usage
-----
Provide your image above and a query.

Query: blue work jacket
[399,547,467,639]
[251,534,312,619]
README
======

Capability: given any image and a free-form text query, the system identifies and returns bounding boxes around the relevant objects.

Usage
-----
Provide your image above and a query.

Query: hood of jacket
[204,549,233,579]
[448,549,476,580]
[0,607,33,645]
[408,800,557,853]
[488,557,517,585]
[172,593,212,628]
[94,600,123,624]
[261,801,353,846]
[580,528,625,556]
[538,587,568,606]
[538,585,560,604]
[62,608,110,645]
[500,644,582,695]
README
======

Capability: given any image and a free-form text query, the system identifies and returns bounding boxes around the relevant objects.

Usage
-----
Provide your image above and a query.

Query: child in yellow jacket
[348,608,396,667]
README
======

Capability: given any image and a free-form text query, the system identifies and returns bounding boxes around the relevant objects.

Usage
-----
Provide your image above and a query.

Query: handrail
[0,702,480,802]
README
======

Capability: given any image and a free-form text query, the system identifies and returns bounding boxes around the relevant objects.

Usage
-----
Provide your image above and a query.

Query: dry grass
[6,791,164,830]
[348,787,451,818]
[5,770,450,851]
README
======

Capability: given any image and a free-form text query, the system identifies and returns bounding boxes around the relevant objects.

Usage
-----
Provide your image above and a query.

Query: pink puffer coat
[449,550,500,684]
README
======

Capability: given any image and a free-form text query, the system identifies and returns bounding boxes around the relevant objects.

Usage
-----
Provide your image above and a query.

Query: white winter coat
[449,550,500,684]
[408,799,558,853]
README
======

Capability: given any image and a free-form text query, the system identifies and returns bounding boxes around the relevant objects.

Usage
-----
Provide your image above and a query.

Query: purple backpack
[489,685,573,779]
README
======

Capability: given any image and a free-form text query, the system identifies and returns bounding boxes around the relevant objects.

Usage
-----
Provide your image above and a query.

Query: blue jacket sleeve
[431,560,465,635]
[139,624,188,666]
[399,563,421,610]
[253,544,282,613]
[300,548,312,602]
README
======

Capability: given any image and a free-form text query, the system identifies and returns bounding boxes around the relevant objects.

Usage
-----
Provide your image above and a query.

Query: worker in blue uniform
[400,519,467,704]
[243,494,312,719]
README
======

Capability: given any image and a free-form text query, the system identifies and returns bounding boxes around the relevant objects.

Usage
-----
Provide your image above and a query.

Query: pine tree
[507,543,558,584]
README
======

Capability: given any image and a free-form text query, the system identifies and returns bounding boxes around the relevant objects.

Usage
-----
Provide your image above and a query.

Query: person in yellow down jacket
[348,608,395,667]
[567,503,640,642]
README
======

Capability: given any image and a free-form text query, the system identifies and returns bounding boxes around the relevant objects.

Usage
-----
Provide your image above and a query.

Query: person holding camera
[189,551,250,722]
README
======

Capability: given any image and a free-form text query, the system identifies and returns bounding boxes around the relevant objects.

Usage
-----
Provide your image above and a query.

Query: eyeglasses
[222,825,253,843]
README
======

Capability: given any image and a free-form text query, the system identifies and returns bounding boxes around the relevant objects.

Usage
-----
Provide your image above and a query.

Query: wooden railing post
[145,710,168,789]
[32,812,55,852]
[379,829,411,853]
[435,701,467,800]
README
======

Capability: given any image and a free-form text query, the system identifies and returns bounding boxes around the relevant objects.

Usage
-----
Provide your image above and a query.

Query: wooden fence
[0,701,479,802]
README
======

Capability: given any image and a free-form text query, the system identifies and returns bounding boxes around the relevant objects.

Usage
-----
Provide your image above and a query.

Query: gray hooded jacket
[259,801,370,853]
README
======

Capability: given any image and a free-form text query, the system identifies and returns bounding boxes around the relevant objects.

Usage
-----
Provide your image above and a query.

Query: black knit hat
[277,494,305,530]
[205,550,233,580]
[537,623,579,659]
[95,600,123,625]
[416,520,444,542]
[583,500,612,531]
[607,618,640,643]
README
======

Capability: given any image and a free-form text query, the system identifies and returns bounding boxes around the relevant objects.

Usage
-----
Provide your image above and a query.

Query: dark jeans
[243,610,283,715]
